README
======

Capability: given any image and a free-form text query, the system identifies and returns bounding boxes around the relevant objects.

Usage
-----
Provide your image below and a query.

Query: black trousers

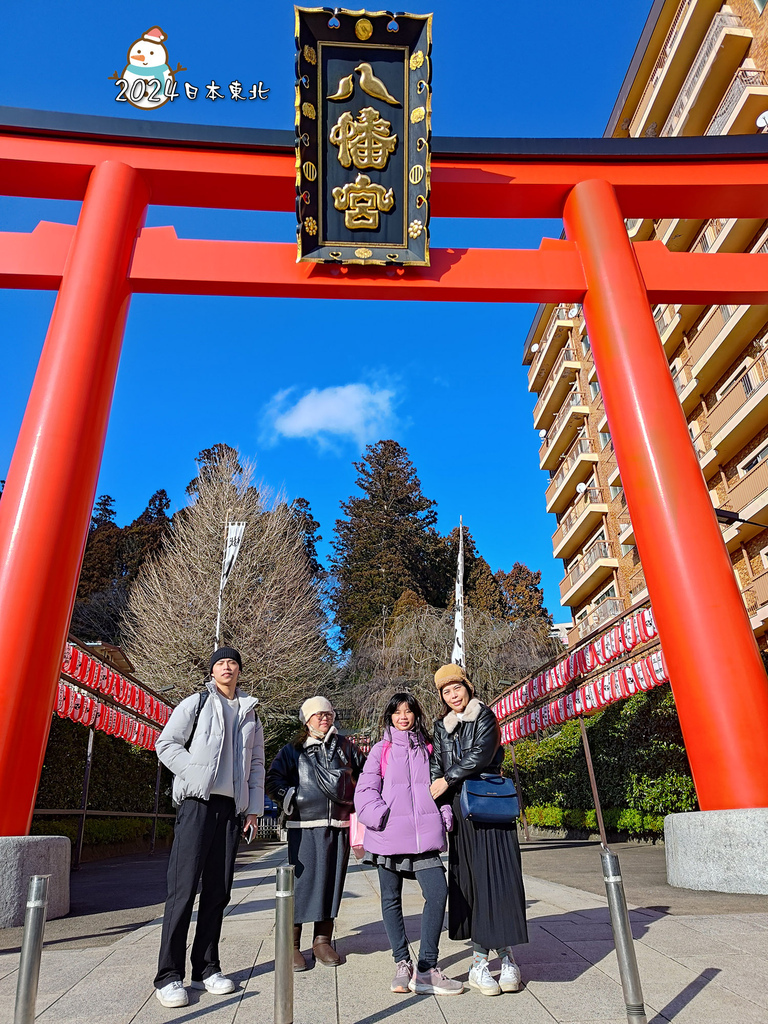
[154,795,242,988]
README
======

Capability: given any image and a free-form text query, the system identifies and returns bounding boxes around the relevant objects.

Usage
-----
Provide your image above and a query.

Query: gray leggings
[378,865,447,973]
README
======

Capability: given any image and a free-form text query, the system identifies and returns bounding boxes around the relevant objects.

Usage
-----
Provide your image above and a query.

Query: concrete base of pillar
[665,809,768,894]
[0,836,71,927]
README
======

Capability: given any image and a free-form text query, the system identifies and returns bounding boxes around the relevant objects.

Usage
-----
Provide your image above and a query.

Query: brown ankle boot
[293,924,307,972]
[312,919,341,967]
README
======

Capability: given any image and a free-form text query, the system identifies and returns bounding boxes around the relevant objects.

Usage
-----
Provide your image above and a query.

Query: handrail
[539,391,588,455]
[661,11,743,136]
[721,458,768,513]
[629,0,694,134]
[547,437,595,495]
[533,346,579,418]
[706,66,767,136]
[529,303,574,381]
[708,352,768,436]
[563,539,614,591]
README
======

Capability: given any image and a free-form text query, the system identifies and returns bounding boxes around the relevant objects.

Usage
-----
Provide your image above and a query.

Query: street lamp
[714,508,768,529]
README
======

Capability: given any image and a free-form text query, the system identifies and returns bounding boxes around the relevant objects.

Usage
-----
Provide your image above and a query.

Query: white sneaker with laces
[155,981,189,1007]
[499,955,522,992]
[468,960,500,996]
[190,972,236,994]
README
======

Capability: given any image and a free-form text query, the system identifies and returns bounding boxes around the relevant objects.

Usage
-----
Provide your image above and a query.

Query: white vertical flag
[215,521,246,649]
[221,522,246,589]
[451,515,465,667]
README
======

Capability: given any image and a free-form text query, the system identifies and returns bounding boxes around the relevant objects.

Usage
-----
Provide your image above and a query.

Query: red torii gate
[2,110,768,835]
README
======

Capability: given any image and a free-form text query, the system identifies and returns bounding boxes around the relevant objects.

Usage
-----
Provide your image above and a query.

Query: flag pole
[451,515,465,667]
[214,512,229,650]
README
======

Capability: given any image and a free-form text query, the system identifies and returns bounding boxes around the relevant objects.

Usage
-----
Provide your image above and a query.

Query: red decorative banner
[491,607,659,721]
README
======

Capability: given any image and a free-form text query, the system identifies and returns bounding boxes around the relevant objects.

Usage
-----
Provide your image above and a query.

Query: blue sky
[0,1,653,620]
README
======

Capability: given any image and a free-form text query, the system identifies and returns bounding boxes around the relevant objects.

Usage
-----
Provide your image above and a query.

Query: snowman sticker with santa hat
[109,27,185,110]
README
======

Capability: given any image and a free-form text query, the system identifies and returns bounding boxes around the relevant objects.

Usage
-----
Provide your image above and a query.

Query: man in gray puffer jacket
[152,647,264,1008]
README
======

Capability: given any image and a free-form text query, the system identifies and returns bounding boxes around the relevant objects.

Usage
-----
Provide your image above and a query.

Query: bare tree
[344,602,562,737]
[121,449,334,715]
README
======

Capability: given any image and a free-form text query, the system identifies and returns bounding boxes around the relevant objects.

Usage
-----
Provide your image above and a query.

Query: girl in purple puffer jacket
[354,692,463,998]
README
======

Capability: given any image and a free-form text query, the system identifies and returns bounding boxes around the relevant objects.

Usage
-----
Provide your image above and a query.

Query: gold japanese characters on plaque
[295,7,432,265]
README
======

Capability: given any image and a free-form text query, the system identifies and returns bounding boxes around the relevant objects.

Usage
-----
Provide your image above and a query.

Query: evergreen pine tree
[496,562,553,624]
[332,440,444,649]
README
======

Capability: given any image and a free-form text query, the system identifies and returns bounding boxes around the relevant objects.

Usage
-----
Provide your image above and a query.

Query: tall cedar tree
[72,490,171,642]
[495,562,553,624]
[332,440,445,649]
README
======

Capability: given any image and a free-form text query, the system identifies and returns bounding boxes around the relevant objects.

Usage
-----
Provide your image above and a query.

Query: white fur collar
[443,697,483,734]
[303,725,337,747]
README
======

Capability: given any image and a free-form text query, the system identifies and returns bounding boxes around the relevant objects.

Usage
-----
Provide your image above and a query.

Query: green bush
[30,816,173,847]
[36,716,174,814]
[505,687,697,837]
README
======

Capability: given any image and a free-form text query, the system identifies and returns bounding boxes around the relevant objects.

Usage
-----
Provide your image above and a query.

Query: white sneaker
[468,960,500,996]
[499,956,522,992]
[190,972,236,994]
[155,981,189,1007]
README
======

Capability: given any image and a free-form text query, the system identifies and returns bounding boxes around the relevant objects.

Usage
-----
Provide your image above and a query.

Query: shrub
[30,815,173,847]
[504,687,697,833]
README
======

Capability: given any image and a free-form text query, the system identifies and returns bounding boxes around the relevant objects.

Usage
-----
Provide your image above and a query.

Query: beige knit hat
[434,663,474,693]
[299,695,335,725]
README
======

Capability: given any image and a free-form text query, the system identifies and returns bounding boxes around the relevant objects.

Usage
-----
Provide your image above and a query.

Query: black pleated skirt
[287,826,350,924]
[447,792,528,950]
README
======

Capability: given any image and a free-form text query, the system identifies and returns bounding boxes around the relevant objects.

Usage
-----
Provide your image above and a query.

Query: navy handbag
[460,773,519,825]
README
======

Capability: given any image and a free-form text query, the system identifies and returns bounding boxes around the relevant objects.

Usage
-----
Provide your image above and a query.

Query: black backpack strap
[184,690,210,751]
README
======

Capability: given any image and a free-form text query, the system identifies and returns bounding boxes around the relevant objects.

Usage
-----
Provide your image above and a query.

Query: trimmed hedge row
[524,804,665,836]
[30,816,174,846]
[503,687,697,838]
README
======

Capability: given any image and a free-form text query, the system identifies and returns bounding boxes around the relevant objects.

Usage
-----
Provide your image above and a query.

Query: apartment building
[523,0,768,648]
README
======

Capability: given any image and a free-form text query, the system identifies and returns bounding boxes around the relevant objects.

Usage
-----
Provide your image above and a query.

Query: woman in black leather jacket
[430,664,527,997]
[266,696,364,971]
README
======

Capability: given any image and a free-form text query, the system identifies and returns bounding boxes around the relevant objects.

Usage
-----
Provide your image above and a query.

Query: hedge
[36,715,174,814]
[504,687,697,838]
[30,816,174,846]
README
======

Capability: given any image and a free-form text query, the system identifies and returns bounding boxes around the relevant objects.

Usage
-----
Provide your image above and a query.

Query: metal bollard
[14,875,50,1024]
[274,865,295,1024]
[601,848,647,1023]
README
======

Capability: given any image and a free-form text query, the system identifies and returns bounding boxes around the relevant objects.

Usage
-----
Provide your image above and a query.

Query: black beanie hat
[209,647,243,674]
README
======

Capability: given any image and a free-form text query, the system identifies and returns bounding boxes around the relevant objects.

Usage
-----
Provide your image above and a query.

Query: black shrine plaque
[295,7,432,266]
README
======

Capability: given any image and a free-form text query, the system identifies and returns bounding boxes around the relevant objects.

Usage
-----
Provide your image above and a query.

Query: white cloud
[264,383,397,449]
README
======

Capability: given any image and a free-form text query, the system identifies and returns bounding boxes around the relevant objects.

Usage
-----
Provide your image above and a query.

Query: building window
[760,545,768,569]
[589,379,601,401]
[739,441,768,478]
[594,583,617,606]
[621,542,634,556]
[754,0,767,14]
[581,333,591,354]
[610,483,623,500]
[599,428,611,450]
[715,359,751,402]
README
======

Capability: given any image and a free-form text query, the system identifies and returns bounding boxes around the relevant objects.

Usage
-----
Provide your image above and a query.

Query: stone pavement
[1,841,767,1024]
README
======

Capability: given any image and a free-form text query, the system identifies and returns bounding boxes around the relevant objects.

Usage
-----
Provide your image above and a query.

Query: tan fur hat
[434,663,474,693]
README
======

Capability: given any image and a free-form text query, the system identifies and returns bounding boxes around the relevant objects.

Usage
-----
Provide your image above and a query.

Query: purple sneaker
[409,967,464,996]
[391,959,413,993]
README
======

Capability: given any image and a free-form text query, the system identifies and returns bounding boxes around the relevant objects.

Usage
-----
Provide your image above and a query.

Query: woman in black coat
[430,663,527,997]
[266,695,364,971]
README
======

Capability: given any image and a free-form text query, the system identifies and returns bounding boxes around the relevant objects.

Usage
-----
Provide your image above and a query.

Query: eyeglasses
[313,712,334,720]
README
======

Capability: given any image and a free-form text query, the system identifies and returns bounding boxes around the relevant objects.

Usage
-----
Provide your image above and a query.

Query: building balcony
[552,487,609,561]
[532,346,582,431]
[527,304,578,392]
[678,303,768,405]
[741,568,768,635]
[660,11,752,137]
[539,392,590,472]
[629,0,723,137]
[560,540,619,607]
[627,218,655,240]
[654,217,703,253]
[545,437,599,514]
[719,459,768,551]
[628,570,649,604]
[577,596,626,641]
[706,66,768,136]
[700,354,768,474]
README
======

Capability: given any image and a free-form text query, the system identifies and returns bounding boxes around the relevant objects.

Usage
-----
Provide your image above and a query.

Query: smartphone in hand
[244,823,256,844]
